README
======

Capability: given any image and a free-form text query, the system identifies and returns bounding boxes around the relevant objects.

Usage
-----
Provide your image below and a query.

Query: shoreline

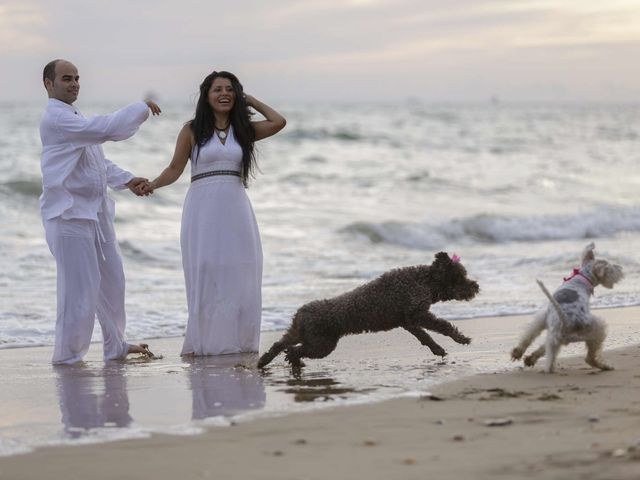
[2,347,639,479]
[3,302,640,353]
[1,307,639,478]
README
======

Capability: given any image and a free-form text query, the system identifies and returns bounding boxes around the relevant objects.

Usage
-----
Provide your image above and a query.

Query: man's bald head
[43,59,80,104]
[43,59,62,84]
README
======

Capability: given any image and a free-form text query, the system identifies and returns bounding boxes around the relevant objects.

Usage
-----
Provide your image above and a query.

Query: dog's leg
[404,325,447,357]
[419,312,471,345]
[524,345,545,367]
[285,336,339,368]
[585,318,613,371]
[284,345,306,368]
[257,328,300,368]
[543,338,562,373]
[257,338,290,368]
[511,311,546,361]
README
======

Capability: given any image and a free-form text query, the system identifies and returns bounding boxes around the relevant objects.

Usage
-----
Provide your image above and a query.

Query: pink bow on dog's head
[451,254,461,263]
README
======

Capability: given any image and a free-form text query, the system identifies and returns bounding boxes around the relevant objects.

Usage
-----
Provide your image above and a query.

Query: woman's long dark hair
[190,71,256,187]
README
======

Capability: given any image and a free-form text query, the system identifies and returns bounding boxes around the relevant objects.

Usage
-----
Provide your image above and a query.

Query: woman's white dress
[180,127,262,356]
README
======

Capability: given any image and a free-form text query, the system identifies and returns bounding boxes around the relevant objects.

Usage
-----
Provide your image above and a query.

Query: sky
[2,0,640,103]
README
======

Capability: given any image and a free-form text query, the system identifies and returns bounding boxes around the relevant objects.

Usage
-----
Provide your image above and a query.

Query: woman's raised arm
[145,124,193,193]
[246,95,286,141]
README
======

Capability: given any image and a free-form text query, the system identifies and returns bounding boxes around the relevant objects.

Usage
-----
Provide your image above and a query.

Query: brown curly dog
[258,252,479,368]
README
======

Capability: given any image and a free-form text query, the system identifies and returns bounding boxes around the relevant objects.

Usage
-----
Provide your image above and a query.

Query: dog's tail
[536,279,569,324]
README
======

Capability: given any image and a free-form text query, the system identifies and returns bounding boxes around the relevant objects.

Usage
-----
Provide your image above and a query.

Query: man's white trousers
[44,212,130,364]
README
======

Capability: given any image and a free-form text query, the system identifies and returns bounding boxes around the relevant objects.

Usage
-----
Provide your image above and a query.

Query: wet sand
[1,307,640,478]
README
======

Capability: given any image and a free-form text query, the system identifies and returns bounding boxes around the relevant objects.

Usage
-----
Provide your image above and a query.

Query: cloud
[0,2,49,55]
[3,0,640,102]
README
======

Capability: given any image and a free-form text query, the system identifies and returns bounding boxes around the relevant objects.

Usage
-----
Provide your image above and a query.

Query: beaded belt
[191,170,241,183]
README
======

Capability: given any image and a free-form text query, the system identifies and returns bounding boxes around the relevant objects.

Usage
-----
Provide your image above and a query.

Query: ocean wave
[118,240,161,263]
[0,341,47,350]
[278,172,341,184]
[0,180,42,197]
[282,128,365,142]
[342,206,640,249]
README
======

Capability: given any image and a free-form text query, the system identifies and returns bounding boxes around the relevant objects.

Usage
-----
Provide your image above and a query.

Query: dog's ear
[434,252,451,264]
[581,242,596,266]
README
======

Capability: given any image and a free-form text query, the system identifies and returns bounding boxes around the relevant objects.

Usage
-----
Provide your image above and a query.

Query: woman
[144,71,286,356]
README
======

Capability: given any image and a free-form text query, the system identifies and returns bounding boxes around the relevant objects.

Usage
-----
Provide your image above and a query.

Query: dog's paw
[590,361,614,371]
[523,355,537,367]
[431,345,447,357]
[256,357,269,369]
[586,357,614,371]
[458,335,471,345]
[288,359,305,368]
[284,352,305,368]
[511,347,524,361]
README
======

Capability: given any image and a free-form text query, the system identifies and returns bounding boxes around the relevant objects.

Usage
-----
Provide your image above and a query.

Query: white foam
[344,205,640,249]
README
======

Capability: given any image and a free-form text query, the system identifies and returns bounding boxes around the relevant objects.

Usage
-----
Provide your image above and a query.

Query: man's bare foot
[128,343,161,359]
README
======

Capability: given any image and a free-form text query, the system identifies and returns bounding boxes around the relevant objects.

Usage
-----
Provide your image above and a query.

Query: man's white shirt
[39,99,149,220]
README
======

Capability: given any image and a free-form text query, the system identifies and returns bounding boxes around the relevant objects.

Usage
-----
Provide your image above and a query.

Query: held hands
[144,99,162,116]
[140,180,156,196]
[126,177,153,196]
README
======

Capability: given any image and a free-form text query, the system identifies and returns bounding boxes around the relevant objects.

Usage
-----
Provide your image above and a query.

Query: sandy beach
[1,307,639,479]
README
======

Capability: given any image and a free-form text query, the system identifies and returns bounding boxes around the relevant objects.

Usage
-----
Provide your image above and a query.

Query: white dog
[511,243,623,373]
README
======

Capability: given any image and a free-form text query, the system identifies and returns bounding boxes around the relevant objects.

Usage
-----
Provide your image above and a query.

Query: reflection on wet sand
[183,353,266,420]
[55,363,132,438]
[278,377,373,403]
[263,367,375,403]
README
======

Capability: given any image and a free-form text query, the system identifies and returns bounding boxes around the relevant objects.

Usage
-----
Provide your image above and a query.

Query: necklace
[215,122,230,140]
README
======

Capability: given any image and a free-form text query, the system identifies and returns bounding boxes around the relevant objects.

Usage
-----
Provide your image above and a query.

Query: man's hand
[140,180,156,196]
[126,177,151,196]
[145,99,162,116]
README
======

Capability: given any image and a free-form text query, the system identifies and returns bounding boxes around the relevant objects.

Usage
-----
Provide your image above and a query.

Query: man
[40,59,161,364]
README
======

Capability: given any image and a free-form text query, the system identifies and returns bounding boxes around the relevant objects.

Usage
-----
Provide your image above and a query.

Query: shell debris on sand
[484,417,514,427]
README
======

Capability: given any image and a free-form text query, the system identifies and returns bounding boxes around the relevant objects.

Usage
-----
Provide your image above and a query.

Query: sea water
[1,100,640,349]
